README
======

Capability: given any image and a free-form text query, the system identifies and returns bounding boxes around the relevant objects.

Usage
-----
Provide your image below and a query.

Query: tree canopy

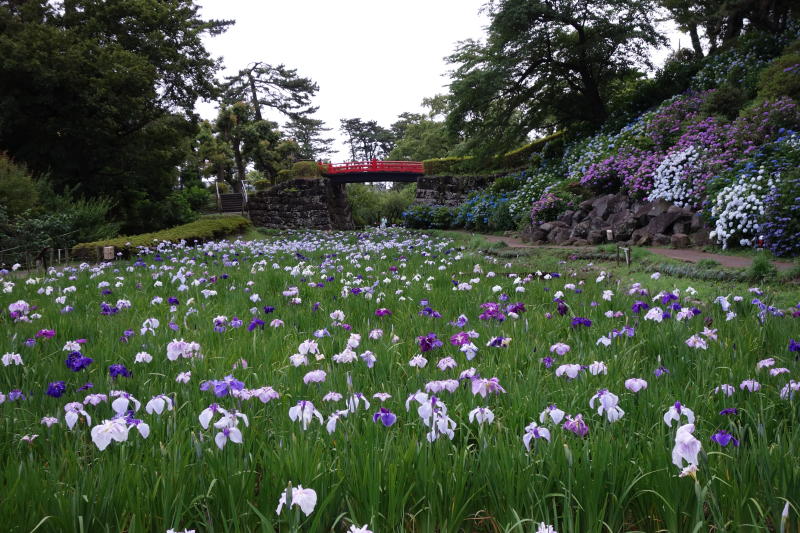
[0,0,232,232]
[446,0,666,154]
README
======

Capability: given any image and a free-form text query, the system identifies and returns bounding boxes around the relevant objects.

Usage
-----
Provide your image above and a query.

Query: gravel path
[467,232,797,272]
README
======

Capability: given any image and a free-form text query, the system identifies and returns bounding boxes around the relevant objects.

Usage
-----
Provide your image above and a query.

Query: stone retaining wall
[522,193,713,248]
[415,175,504,206]
[249,178,354,230]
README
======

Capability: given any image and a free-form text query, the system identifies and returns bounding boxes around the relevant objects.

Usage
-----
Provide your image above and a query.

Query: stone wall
[415,175,502,206]
[522,193,713,248]
[249,178,354,230]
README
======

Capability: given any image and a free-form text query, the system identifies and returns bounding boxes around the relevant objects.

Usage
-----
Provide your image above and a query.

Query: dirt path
[466,232,797,272]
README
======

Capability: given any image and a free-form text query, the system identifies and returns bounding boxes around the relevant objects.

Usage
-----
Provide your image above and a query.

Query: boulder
[558,210,575,226]
[653,233,671,246]
[689,230,713,247]
[670,233,690,248]
[570,220,591,239]
[645,211,682,235]
[587,230,606,245]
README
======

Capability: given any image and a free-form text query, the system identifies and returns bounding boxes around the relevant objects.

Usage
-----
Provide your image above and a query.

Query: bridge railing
[319,161,424,174]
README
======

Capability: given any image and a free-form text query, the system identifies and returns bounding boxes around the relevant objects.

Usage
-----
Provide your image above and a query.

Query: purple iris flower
[248,317,265,331]
[631,301,649,313]
[100,302,119,315]
[541,356,554,368]
[230,317,243,328]
[24,338,36,347]
[312,302,320,311]
[8,389,25,401]
[507,302,526,314]
[263,306,275,314]
[372,408,397,427]
[65,351,93,372]
[168,321,180,331]
[78,382,94,391]
[418,307,442,318]
[417,333,443,352]
[719,408,738,415]
[479,302,506,321]
[661,292,679,305]
[168,297,179,305]
[789,339,800,352]
[201,375,244,398]
[563,414,589,437]
[654,365,670,378]
[570,317,592,328]
[36,329,56,339]
[710,430,739,447]
[375,308,392,317]
[109,364,132,380]
[46,381,67,398]
[556,300,568,316]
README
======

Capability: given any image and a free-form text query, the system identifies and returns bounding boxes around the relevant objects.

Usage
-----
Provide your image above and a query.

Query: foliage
[401,204,455,229]
[284,115,335,161]
[0,0,231,234]
[445,0,665,155]
[507,167,564,226]
[691,30,794,93]
[0,153,39,218]
[0,195,120,264]
[339,118,396,161]
[71,216,251,258]
[388,118,454,161]
[291,161,322,178]
[347,184,416,227]
[423,132,564,175]
[221,62,318,120]
[757,48,800,102]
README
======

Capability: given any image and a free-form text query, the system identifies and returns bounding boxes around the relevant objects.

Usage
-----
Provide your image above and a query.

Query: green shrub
[747,252,778,281]
[347,184,417,227]
[0,153,39,218]
[252,179,272,191]
[71,215,251,258]
[291,161,322,178]
[757,52,800,101]
[700,86,748,120]
[489,176,522,194]
[277,169,295,183]
[422,132,564,175]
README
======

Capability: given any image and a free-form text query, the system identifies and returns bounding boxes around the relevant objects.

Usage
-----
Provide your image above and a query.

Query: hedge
[423,131,565,175]
[71,215,251,259]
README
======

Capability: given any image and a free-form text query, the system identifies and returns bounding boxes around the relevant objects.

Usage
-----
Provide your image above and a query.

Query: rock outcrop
[521,193,713,247]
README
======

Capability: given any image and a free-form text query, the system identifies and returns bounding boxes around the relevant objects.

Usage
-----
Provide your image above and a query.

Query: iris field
[1,228,799,532]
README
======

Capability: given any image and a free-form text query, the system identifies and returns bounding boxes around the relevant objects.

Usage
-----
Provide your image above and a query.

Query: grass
[1,227,799,532]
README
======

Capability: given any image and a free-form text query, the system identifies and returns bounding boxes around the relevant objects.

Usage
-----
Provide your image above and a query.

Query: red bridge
[318,160,424,183]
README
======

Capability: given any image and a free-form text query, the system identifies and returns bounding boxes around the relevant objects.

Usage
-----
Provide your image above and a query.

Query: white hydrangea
[648,146,701,207]
[710,166,773,249]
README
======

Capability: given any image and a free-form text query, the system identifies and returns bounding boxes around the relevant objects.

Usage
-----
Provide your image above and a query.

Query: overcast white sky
[195,1,684,161]
[195,0,490,160]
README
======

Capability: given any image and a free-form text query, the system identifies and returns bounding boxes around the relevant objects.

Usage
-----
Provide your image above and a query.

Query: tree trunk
[247,72,263,121]
[233,140,246,193]
[689,24,704,57]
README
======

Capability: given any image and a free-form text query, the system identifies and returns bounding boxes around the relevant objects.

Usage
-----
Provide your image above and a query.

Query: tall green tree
[284,114,335,161]
[446,0,665,154]
[221,62,318,121]
[339,118,396,161]
[213,102,292,190]
[0,0,231,233]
